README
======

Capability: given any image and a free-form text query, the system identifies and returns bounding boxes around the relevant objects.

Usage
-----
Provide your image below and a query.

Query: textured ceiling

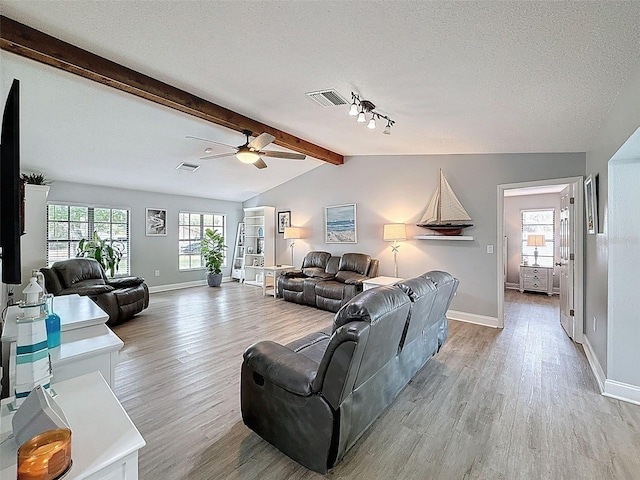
[1,1,640,201]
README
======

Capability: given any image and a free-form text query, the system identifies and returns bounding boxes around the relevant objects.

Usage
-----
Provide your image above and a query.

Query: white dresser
[1,371,145,479]
[519,266,554,296]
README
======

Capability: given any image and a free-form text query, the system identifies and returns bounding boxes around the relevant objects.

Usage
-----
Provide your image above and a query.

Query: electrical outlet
[155,270,160,277]
[487,244,494,254]
[593,316,597,332]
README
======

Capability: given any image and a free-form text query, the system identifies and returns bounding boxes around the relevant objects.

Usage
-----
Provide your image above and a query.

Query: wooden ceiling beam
[0,16,344,166]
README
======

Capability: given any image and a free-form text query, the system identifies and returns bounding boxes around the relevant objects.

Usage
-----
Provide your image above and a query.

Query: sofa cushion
[315,281,345,300]
[302,266,333,278]
[59,284,115,297]
[54,258,106,288]
[107,276,145,288]
[337,253,371,276]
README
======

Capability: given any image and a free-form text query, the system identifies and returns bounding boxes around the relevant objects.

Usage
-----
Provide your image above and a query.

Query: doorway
[497,177,585,343]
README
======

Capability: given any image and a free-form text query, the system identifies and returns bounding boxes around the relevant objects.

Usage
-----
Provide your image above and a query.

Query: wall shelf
[414,235,474,241]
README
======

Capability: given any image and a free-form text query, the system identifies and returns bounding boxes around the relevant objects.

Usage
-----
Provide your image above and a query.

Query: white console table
[1,294,123,396]
[1,371,145,479]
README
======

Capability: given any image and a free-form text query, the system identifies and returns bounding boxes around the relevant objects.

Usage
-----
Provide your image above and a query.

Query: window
[179,212,226,270]
[47,204,130,275]
[521,209,554,267]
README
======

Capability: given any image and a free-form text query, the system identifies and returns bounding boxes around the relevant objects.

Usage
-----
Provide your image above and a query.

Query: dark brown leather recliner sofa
[277,251,379,312]
[41,258,149,326]
[242,270,459,473]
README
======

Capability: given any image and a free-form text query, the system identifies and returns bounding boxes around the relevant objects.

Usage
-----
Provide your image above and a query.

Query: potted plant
[76,230,124,277]
[201,228,227,287]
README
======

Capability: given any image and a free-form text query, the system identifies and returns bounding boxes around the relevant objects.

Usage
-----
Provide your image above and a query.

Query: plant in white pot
[201,228,227,287]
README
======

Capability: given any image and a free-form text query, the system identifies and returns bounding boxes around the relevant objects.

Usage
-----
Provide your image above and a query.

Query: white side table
[363,276,404,291]
[261,265,295,297]
[1,371,145,479]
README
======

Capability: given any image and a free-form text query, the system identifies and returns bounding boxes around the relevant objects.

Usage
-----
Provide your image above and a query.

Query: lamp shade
[527,234,546,247]
[283,227,301,240]
[383,224,407,241]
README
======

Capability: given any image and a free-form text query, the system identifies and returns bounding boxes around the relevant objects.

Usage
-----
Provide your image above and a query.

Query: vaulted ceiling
[1,1,639,202]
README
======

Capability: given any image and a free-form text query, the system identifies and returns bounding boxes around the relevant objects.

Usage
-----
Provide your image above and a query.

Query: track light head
[367,116,376,129]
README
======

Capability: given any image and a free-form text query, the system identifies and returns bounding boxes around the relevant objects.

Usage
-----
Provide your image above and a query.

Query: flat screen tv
[0,79,24,285]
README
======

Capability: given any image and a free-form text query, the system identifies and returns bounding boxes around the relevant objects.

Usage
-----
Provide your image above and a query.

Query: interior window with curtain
[521,209,554,267]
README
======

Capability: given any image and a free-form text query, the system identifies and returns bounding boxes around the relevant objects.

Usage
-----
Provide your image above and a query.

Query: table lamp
[284,227,301,266]
[383,223,407,277]
[527,234,546,266]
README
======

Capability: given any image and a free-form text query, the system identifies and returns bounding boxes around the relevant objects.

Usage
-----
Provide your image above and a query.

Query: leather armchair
[41,258,149,326]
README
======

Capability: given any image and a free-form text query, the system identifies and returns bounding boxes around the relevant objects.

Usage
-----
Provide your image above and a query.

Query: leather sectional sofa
[41,258,149,326]
[241,270,458,473]
[277,251,379,312]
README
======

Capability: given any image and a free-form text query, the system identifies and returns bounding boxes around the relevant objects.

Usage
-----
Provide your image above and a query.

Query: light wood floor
[112,285,640,479]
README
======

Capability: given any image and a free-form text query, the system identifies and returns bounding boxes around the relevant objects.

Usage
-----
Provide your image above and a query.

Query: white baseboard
[505,283,519,290]
[582,335,605,393]
[603,380,640,406]
[149,276,234,293]
[447,310,499,328]
[582,335,640,405]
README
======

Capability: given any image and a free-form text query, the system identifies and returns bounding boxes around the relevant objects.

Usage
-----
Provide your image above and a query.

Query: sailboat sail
[417,170,473,232]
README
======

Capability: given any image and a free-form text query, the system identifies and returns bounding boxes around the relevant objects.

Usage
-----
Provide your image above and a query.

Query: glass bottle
[43,293,61,348]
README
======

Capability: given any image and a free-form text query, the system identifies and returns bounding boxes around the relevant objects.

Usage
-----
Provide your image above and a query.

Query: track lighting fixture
[348,92,395,135]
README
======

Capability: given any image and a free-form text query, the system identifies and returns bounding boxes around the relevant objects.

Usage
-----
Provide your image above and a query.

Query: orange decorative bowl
[17,428,72,480]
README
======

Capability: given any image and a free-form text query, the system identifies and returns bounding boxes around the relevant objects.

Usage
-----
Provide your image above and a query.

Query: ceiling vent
[306,89,348,107]
[176,162,200,172]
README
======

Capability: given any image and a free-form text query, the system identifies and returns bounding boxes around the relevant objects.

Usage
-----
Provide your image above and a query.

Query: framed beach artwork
[146,208,167,236]
[584,174,598,234]
[325,203,357,243]
[278,210,291,234]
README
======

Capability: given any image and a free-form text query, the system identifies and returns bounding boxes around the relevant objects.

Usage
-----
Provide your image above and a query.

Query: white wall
[608,158,640,389]
[585,58,640,376]
[245,152,584,319]
[45,181,243,288]
[504,193,561,288]
[19,185,49,293]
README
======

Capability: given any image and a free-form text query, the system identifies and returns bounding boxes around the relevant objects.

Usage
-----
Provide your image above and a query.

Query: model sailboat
[417,169,473,235]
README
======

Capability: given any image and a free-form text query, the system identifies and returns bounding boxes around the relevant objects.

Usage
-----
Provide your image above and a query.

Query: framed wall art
[584,174,598,234]
[278,210,291,234]
[146,208,167,236]
[325,203,357,243]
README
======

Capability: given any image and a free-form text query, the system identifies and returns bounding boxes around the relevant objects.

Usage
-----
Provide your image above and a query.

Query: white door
[559,185,575,340]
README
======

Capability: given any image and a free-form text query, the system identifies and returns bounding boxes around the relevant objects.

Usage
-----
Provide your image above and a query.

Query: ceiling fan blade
[186,135,235,149]
[253,158,268,169]
[259,150,306,160]
[248,133,275,151]
[200,152,236,160]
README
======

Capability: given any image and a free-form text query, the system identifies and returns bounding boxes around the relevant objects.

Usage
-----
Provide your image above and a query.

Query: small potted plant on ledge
[201,228,227,287]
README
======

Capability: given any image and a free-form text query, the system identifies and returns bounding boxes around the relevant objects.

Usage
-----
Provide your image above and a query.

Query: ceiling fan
[186,130,306,169]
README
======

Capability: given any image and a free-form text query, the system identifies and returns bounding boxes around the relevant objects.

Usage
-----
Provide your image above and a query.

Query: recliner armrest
[243,341,318,396]
[107,276,145,288]
[335,271,369,285]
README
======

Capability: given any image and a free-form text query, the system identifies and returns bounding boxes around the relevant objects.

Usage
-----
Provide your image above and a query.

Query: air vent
[176,162,200,172]
[305,89,348,107]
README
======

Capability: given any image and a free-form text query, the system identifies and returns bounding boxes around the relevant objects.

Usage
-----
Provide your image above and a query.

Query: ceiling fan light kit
[187,129,306,169]
[349,92,395,134]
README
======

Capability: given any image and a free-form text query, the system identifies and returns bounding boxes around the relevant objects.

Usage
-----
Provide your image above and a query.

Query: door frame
[496,176,584,343]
